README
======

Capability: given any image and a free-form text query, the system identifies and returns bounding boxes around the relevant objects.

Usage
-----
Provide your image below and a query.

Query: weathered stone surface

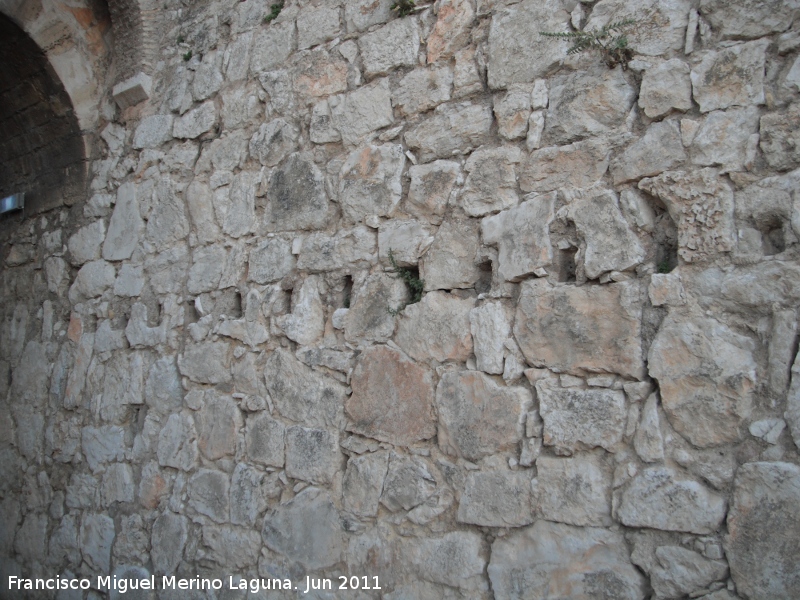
[292,49,348,99]
[179,341,231,384]
[692,107,760,172]
[185,180,220,244]
[639,59,693,118]
[639,169,734,263]
[394,291,473,363]
[145,179,190,251]
[437,371,530,460]
[195,393,242,461]
[481,192,555,281]
[249,119,298,167]
[157,413,198,471]
[309,99,340,144]
[457,470,533,527]
[536,382,627,453]
[133,115,173,149]
[611,120,686,184]
[537,454,612,526]
[68,259,116,303]
[568,187,646,278]
[380,452,436,512]
[470,301,512,375]
[188,469,229,523]
[250,21,294,73]
[405,102,493,163]
[377,219,434,267]
[329,78,394,146]
[725,462,800,600]
[342,451,389,517]
[699,0,799,40]
[344,272,407,343]
[339,144,405,224]
[420,216,481,290]
[151,513,188,574]
[634,393,665,462]
[406,160,459,224]
[359,18,419,76]
[80,513,115,573]
[82,426,126,472]
[489,521,647,600]
[406,531,487,593]
[265,347,346,429]
[285,426,340,485]
[618,467,726,534]
[520,139,610,193]
[173,101,216,139]
[344,0,392,32]
[515,279,645,379]
[276,275,325,345]
[649,313,756,447]
[392,65,453,116]
[494,85,532,140]
[650,545,728,599]
[586,0,690,57]
[101,462,134,506]
[297,5,340,50]
[245,413,285,468]
[544,67,635,146]
[262,488,344,570]
[460,146,521,216]
[760,103,800,171]
[691,41,767,113]
[787,350,800,450]
[487,0,569,89]
[265,153,329,231]
[346,345,436,446]
[14,512,47,563]
[427,0,474,63]
[68,220,105,266]
[297,225,377,272]
[248,237,294,284]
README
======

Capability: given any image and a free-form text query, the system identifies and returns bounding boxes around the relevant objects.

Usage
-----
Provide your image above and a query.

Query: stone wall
[1,0,800,598]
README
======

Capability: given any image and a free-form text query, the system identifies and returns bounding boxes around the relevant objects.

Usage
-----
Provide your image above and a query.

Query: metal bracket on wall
[0,193,24,214]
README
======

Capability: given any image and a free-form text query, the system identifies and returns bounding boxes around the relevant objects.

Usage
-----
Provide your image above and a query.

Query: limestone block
[427,0,474,63]
[406,531,487,593]
[345,345,436,446]
[618,467,726,534]
[457,470,534,527]
[249,119,298,167]
[537,454,612,526]
[453,46,482,98]
[188,469,229,523]
[639,59,692,118]
[760,103,800,171]
[224,31,252,81]
[297,5,340,50]
[144,355,184,417]
[406,160,460,225]
[68,220,105,266]
[489,521,647,600]
[649,313,756,447]
[329,78,394,146]
[786,350,800,449]
[344,273,407,343]
[394,291,474,363]
[460,146,521,216]
[515,279,645,379]
[487,0,570,89]
[309,100,341,144]
[200,525,261,570]
[691,41,767,113]
[113,264,145,297]
[419,216,481,290]
[245,413,285,468]
[392,65,453,117]
[648,272,685,307]
[649,546,729,598]
[494,85,532,141]
[179,341,231,384]
[536,382,627,452]
[261,488,344,570]
[250,21,295,73]
[481,192,555,281]
[725,462,800,600]
[173,101,217,139]
[639,169,735,263]
[157,413,199,471]
[544,67,636,146]
[692,107,760,172]
[699,0,800,39]
[79,514,115,573]
[285,426,340,485]
[297,226,377,272]
[195,393,242,461]
[345,0,392,32]
[405,102,492,163]
[634,393,665,462]
[377,219,434,267]
[48,514,80,568]
[359,18,419,76]
[265,348,346,429]
[100,463,134,506]
[567,188,646,278]
[133,115,173,149]
[436,371,530,460]
[292,49,348,99]
[248,237,294,284]
[81,426,126,472]
[276,276,325,346]
[67,259,115,303]
[470,301,512,375]
[342,451,389,517]
[112,72,152,109]
[146,178,190,251]
[339,144,405,224]
[192,50,223,101]
[520,139,610,193]
[380,452,436,512]
[265,153,329,231]
[611,120,686,184]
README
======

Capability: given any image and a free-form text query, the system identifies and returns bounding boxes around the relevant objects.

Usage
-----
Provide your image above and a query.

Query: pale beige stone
[395,291,474,363]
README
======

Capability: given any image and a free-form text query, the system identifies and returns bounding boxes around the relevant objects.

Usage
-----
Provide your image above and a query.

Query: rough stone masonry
[1,0,800,598]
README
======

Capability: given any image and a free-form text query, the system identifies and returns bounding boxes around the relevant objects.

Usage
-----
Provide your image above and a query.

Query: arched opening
[0,13,87,214]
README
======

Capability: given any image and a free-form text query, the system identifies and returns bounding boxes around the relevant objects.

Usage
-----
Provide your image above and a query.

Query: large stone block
[436,371,530,460]
[427,0,474,63]
[343,272,407,344]
[339,144,405,224]
[611,120,686,184]
[419,216,481,291]
[457,470,534,527]
[404,102,492,163]
[342,451,389,517]
[358,18,419,76]
[188,469,230,523]
[265,153,329,231]
[380,452,436,513]
[760,103,800,171]
[245,413,285,468]
[639,59,692,118]
[285,426,340,485]
[345,345,436,446]
[329,78,394,146]
[392,65,453,116]
[514,279,645,379]
[520,139,610,193]
[461,146,521,217]
[699,0,800,40]
[692,107,760,172]
[394,291,474,363]
[537,454,612,526]
[195,393,242,461]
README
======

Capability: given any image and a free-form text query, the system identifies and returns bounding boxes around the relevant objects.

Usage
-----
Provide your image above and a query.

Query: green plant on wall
[264,1,284,23]
[540,19,637,69]
[391,0,416,17]
[386,249,424,316]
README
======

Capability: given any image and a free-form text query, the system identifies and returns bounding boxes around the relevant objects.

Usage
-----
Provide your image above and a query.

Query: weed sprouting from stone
[264,1,284,23]
[540,19,637,69]
[386,248,424,315]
